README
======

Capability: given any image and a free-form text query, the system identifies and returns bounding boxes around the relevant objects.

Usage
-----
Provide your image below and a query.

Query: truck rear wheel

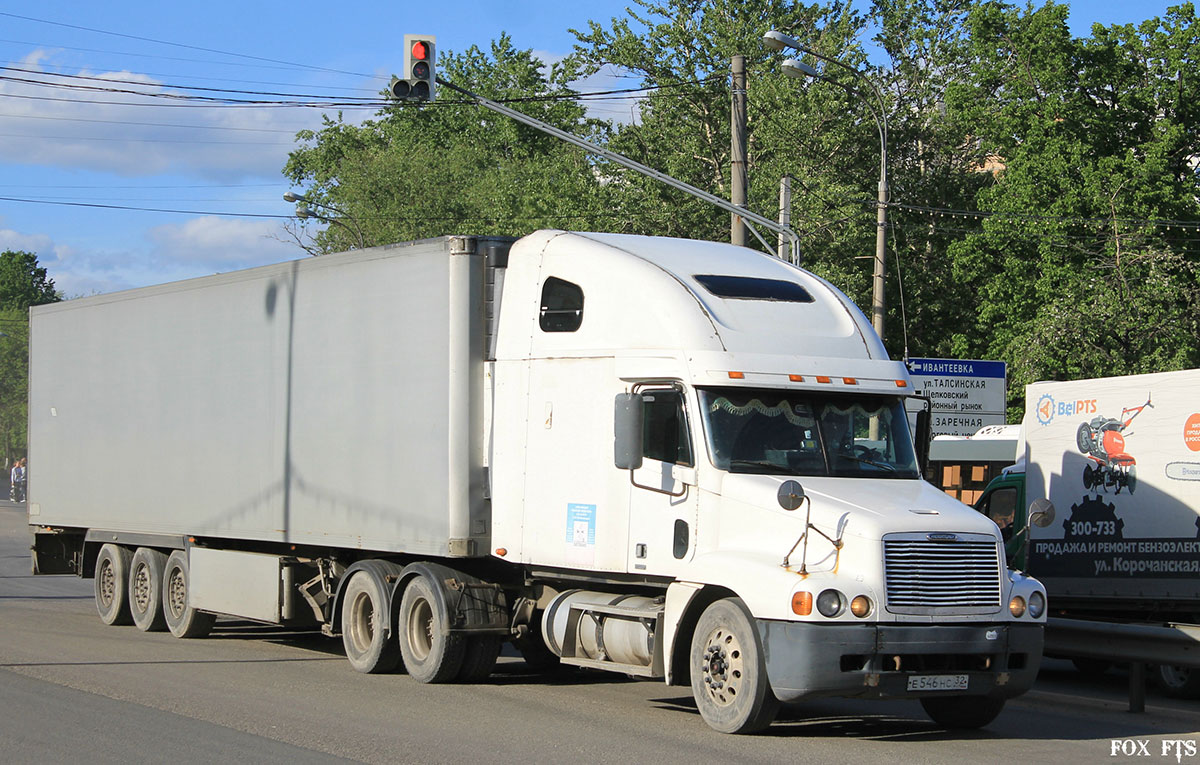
[920,695,1005,729]
[456,636,502,682]
[162,550,215,638]
[689,598,778,734]
[341,571,401,674]
[129,547,168,632]
[94,544,133,626]
[399,575,465,684]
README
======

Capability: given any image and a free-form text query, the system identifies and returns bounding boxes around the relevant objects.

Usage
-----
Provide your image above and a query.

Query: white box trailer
[30,231,1046,733]
[1024,370,1200,606]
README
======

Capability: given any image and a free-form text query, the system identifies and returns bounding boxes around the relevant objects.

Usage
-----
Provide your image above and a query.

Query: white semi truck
[28,231,1046,733]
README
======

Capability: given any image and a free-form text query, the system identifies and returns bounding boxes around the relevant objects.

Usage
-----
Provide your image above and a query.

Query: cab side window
[982,486,1018,540]
[539,277,584,332]
[642,390,693,466]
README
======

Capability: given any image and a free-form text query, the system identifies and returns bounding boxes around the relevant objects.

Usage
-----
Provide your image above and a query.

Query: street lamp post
[763,31,890,347]
[283,191,366,251]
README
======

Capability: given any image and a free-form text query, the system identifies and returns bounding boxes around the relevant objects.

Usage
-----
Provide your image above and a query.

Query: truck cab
[488,231,1047,731]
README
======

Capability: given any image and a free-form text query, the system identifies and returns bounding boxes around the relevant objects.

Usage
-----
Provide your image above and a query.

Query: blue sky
[0,1,1183,296]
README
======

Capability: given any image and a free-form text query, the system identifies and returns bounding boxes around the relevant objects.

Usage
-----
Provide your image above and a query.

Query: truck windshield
[697,387,920,478]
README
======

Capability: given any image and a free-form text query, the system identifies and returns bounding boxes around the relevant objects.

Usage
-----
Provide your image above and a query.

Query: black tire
[921,695,1006,729]
[1076,423,1094,454]
[515,624,562,673]
[1156,665,1200,699]
[456,636,502,682]
[1071,658,1112,675]
[129,547,169,632]
[162,550,215,638]
[398,575,465,684]
[341,571,401,674]
[94,544,133,626]
[689,598,779,734]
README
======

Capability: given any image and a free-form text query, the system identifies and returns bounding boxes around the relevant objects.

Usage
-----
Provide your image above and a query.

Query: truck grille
[883,535,1002,614]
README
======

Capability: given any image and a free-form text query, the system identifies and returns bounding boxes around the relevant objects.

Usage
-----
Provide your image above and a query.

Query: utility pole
[778,175,792,261]
[730,55,747,246]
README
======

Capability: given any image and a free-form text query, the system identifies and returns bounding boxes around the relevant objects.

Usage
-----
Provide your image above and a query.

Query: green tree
[284,35,615,252]
[943,2,1200,416]
[0,250,61,463]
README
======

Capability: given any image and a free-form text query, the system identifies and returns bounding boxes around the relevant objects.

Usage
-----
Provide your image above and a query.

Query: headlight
[1028,591,1046,619]
[1009,595,1027,618]
[816,589,845,618]
[849,595,872,618]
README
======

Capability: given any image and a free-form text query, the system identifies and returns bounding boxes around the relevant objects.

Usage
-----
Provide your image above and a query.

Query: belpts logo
[1036,394,1055,425]
[1035,393,1098,426]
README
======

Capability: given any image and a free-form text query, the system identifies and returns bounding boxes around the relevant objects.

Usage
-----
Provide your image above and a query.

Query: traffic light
[390,34,436,101]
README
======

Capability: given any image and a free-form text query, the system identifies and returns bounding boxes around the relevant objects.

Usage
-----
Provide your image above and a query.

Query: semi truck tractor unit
[29,231,1046,733]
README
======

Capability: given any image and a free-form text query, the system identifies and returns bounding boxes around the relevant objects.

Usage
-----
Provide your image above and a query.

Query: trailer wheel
[920,695,1005,729]
[129,547,168,632]
[341,571,401,674]
[1156,665,1200,699]
[689,598,778,734]
[94,544,133,626]
[162,550,215,638]
[399,575,464,684]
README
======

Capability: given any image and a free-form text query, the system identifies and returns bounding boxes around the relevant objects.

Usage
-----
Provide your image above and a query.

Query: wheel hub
[698,628,743,705]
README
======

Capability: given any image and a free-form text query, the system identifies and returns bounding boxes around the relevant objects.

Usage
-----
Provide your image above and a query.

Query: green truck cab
[973,469,1027,570]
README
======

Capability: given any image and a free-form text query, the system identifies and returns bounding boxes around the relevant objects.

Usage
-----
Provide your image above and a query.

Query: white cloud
[0,51,344,181]
[146,216,298,270]
[2,217,304,298]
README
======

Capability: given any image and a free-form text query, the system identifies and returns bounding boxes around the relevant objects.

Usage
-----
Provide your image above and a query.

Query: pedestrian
[11,458,25,502]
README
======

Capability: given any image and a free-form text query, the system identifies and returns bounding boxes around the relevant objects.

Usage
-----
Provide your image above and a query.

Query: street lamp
[283,191,366,251]
[764,30,890,347]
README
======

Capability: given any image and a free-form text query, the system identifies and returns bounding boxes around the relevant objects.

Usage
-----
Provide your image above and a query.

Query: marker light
[792,591,813,616]
[789,374,804,382]
[1009,595,1027,618]
[895,380,908,388]
[816,375,831,383]
[842,377,858,385]
[727,371,745,379]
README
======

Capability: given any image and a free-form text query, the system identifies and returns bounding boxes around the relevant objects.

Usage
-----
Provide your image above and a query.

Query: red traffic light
[411,41,429,61]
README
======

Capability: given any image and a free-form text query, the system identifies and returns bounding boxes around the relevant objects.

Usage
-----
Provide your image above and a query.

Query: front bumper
[758,620,1044,704]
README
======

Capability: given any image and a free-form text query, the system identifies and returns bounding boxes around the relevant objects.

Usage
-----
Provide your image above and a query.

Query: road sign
[906,357,1007,437]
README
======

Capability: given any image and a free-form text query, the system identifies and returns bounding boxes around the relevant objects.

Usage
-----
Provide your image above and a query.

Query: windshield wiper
[838,454,896,472]
[728,459,792,475]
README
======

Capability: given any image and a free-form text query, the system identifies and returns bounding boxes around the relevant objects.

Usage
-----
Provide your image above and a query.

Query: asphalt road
[4,502,1197,764]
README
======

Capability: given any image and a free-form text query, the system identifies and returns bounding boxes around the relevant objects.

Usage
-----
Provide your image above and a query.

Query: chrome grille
[883,535,1002,614]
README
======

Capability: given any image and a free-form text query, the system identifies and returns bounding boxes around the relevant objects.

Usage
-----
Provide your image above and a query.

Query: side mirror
[1029,498,1056,528]
[614,393,644,470]
[914,399,932,472]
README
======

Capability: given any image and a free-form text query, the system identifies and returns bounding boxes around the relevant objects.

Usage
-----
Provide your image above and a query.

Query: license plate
[907,674,969,692]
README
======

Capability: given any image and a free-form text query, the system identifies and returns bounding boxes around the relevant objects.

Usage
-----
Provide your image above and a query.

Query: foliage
[0,250,61,462]
[284,35,615,252]
[283,1,1200,419]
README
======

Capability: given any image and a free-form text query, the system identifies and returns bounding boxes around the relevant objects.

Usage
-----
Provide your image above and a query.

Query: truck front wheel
[94,544,133,625]
[689,598,778,734]
[341,571,401,674]
[162,550,215,638]
[920,695,1005,729]
[1156,665,1200,699]
[398,575,464,684]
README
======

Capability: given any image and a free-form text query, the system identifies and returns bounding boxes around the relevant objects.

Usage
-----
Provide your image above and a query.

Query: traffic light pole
[435,77,801,265]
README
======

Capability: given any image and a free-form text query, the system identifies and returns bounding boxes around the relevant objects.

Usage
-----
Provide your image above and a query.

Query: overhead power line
[0,11,373,78]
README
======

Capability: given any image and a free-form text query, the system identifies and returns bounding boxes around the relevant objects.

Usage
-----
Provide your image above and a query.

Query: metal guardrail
[1045,617,1200,712]
[1046,617,1200,669]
